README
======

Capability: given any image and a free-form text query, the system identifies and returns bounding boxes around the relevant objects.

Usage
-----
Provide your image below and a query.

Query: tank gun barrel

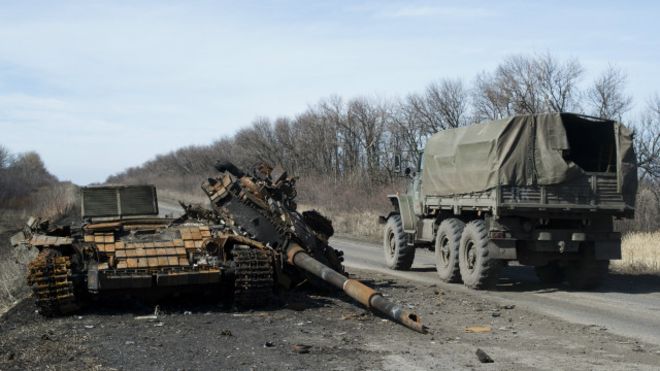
[286,244,428,334]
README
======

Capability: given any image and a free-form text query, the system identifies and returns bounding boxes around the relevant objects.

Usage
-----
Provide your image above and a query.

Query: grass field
[612,232,660,273]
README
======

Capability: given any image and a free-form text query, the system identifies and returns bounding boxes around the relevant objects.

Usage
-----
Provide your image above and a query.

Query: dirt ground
[1,268,660,371]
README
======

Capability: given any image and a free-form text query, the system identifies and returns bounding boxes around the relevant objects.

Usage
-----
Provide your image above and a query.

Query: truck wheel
[458,220,502,289]
[565,257,609,290]
[534,262,564,285]
[435,219,464,283]
[383,214,414,270]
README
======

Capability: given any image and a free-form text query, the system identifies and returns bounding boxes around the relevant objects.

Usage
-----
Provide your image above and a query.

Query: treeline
[107,53,660,230]
[0,146,57,208]
[0,145,76,225]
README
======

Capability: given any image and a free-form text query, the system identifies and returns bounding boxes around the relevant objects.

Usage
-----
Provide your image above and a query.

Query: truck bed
[425,173,632,217]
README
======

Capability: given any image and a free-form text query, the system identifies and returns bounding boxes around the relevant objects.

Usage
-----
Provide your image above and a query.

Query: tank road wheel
[458,220,502,290]
[565,255,609,290]
[383,214,415,270]
[534,262,564,285]
[434,219,464,283]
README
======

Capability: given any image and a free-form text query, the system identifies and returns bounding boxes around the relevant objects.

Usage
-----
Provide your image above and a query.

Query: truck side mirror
[394,154,401,174]
[404,167,412,176]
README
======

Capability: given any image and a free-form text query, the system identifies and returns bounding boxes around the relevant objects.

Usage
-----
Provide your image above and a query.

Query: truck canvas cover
[421,113,637,201]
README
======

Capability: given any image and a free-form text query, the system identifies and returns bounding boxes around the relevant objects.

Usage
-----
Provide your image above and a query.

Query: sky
[1,0,659,185]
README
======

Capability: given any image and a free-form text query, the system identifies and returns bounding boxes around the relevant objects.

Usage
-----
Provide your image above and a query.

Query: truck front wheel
[459,220,502,289]
[435,219,464,283]
[383,214,415,270]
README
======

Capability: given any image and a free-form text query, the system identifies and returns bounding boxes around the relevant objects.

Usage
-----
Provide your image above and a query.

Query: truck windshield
[562,117,617,173]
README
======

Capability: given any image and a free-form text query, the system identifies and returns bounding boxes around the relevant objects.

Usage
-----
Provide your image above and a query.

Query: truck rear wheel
[534,262,564,285]
[565,256,609,290]
[435,219,464,283]
[383,214,415,270]
[458,220,502,289]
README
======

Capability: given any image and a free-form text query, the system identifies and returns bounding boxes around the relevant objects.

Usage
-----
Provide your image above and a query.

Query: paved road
[333,236,660,346]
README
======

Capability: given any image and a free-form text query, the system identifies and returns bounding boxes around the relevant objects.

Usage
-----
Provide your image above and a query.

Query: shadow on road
[493,265,660,294]
[409,267,436,273]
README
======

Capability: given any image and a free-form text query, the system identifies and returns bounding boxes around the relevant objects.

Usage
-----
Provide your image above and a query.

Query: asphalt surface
[333,236,660,346]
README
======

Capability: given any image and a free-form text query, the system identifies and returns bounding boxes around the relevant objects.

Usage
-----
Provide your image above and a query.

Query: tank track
[233,248,275,308]
[27,250,79,316]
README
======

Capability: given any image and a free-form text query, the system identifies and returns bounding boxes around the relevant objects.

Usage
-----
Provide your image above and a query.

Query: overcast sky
[1,0,659,184]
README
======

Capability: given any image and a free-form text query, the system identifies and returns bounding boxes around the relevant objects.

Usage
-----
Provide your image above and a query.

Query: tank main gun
[286,243,427,333]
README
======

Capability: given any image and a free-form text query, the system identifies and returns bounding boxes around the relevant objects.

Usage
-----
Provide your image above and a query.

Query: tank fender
[379,195,417,233]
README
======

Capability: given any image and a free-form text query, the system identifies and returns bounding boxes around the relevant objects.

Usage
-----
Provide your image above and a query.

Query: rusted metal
[287,243,428,334]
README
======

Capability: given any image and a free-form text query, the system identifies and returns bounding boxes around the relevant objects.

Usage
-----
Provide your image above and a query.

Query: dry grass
[157,189,208,206]
[0,182,77,313]
[0,244,37,314]
[612,232,660,274]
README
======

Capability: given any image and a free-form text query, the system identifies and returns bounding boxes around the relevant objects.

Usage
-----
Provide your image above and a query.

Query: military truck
[381,113,637,289]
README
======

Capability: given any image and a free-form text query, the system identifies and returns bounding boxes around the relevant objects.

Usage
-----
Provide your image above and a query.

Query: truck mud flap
[488,240,517,260]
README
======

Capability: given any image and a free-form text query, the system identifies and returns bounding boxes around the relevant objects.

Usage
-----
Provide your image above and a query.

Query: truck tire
[565,257,609,290]
[534,262,564,285]
[458,220,502,289]
[434,219,464,283]
[383,214,415,270]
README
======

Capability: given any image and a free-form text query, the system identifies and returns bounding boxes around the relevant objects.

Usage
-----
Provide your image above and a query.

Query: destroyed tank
[12,162,427,333]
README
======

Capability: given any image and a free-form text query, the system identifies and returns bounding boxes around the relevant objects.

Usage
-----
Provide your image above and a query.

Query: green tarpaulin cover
[420,113,637,202]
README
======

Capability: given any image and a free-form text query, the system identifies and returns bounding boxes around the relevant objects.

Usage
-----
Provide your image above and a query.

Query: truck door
[412,153,424,216]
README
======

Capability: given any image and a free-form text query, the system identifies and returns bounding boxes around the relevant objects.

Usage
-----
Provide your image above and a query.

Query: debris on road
[465,326,492,333]
[291,344,312,354]
[134,315,158,321]
[475,348,494,363]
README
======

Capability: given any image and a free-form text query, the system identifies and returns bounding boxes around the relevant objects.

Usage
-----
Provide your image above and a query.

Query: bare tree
[390,99,427,169]
[636,96,660,181]
[425,78,470,129]
[587,65,633,120]
[472,54,583,120]
[495,55,543,114]
[472,71,513,121]
[405,78,470,135]
[0,145,10,170]
[536,53,584,112]
[346,97,387,179]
